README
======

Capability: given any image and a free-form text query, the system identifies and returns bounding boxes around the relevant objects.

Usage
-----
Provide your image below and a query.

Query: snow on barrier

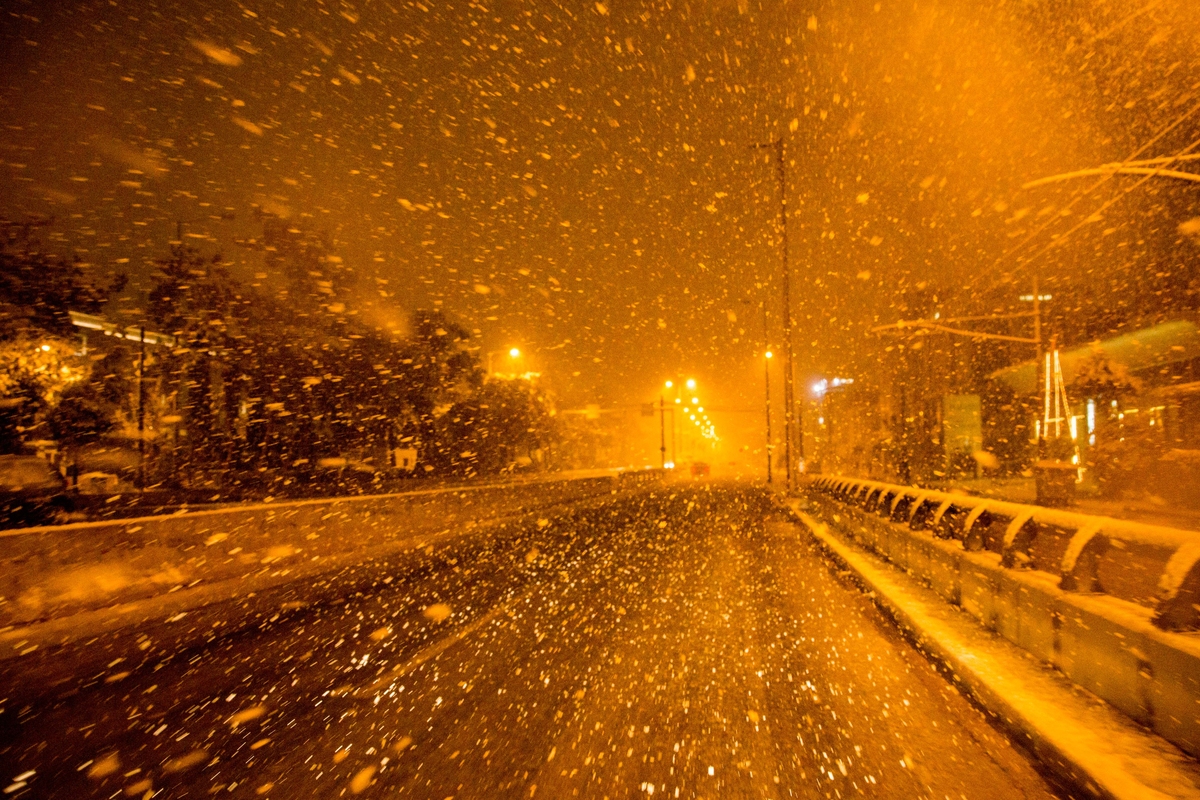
[0,470,663,632]
[804,474,1200,760]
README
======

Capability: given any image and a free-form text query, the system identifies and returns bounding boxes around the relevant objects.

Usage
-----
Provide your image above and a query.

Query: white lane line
[357,592,527,697]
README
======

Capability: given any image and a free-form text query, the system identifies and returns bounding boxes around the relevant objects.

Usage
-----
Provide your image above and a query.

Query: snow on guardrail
[806,475,1200,631]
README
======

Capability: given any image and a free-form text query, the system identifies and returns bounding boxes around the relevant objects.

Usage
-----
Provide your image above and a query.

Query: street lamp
[658,379,684,468]
[661,377,700,467]
[486,347,522,377]
[658,382,669,469]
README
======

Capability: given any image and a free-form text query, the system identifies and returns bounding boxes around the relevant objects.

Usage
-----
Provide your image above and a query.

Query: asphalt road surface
[0,483,1061,799]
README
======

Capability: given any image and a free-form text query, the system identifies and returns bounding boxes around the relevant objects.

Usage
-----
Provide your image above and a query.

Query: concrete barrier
[0,471,659,630]
[804,475,1200,761]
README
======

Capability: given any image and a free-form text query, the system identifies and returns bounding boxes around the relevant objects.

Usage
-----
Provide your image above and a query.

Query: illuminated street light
[685,378,696,390]
[691,397,699,405]
[812,377,855,397]
[765,351,773,359]
[487,347,522,377]
[665,380,674,389]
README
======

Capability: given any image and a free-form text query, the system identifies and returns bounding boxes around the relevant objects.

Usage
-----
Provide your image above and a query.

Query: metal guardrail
[806,475,1200,631]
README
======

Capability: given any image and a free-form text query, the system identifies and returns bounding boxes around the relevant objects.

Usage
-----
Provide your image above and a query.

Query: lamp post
[671,397,678,465]
[661,378,698,467]
[663,380,675,469]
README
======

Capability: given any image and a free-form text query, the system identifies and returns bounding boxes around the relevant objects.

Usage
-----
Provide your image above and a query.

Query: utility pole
[1033,275,1043,449]
[764,352,773,484]
[763,301,773,484]
[659,394,667,469]
[873,285,1048,459]
[137,326,146,492]
[752,138,796,491]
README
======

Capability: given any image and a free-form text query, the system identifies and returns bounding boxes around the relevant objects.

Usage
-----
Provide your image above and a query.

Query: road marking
[356,592,526,697]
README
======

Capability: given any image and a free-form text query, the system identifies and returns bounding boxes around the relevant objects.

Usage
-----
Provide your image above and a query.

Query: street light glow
[813,377,855,397]
[665,380,674,389]
[765,351,773,359]
[685,378,696,390]
[509,347,521,358]
[691,397,698,404]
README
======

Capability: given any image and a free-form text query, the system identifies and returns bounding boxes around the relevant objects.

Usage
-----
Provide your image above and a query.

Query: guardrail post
[1000,511,1037,568]
[907,493,932,529]
[931,500,956,539]
[1059,524,1106,593]
[1154,542,1200,631]
[961,504,991,551]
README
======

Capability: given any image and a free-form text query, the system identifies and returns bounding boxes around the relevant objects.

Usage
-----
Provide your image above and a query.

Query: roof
[989,320,1200,394]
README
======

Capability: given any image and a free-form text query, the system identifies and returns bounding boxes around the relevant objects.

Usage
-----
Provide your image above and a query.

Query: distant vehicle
[690,461,710,477]
[0,454,70,527]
